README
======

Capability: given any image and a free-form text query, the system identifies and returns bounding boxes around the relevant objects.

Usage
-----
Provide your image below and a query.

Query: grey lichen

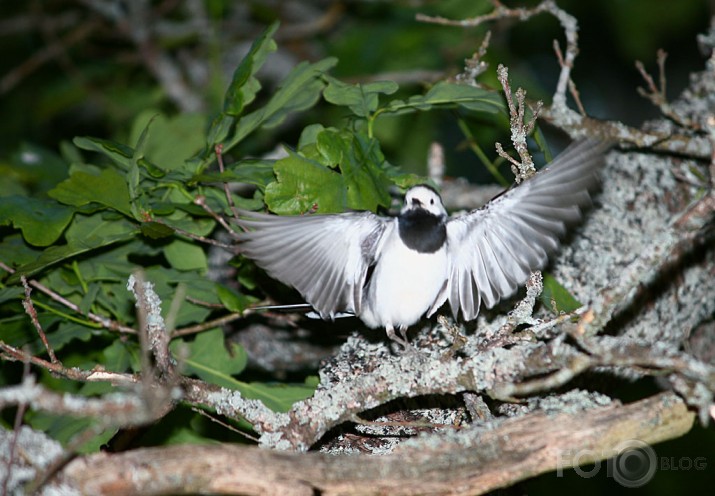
[0,426,68,496]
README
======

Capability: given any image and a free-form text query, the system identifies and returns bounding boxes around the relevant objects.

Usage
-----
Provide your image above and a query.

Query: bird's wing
[235,209,389,319]
[444,138,609,320]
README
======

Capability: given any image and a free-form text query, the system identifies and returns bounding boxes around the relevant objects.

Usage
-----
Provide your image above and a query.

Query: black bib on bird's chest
[398,209,447,253]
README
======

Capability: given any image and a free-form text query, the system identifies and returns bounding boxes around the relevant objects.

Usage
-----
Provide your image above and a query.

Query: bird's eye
[430,198,434,205]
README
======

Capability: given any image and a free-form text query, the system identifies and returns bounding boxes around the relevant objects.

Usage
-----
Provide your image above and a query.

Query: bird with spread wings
[235,139,609,347]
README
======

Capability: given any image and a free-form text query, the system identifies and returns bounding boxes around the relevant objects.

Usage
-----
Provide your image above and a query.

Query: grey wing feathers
[235,209,387,319]
[445,138,610,320]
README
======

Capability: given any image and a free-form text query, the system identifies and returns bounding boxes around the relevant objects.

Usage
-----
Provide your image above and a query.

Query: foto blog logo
[556,439,708,488]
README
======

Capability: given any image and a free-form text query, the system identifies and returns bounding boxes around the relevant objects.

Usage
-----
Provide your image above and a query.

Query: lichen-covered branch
[417,0,578,111]
[0,376,170,425]
[36,393,693,495]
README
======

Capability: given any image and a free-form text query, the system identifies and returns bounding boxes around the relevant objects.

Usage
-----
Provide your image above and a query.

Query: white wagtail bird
[236,139,608,347]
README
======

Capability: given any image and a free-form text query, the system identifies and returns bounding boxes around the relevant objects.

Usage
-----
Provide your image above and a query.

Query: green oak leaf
[540,273,583,314]
[0,196,74,246]
[49,168,134,218]
[264,150,346,214]
[171,328,248,389]
[316,129,392,211]
[381,81,504,116]
[323,76,399,117]
[223,22,278,116]
[163,238,208,272]
[73,136,134,170]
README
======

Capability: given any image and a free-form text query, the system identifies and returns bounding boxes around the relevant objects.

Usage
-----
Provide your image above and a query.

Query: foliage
[0,22,507,448]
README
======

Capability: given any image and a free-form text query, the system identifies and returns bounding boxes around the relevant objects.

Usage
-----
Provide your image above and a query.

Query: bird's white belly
[361,237,448,329]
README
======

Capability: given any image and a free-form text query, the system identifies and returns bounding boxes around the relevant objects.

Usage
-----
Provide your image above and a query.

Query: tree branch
[47,393,693,495]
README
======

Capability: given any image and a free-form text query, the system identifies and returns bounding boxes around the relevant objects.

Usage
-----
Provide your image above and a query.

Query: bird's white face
[402,185,447,217]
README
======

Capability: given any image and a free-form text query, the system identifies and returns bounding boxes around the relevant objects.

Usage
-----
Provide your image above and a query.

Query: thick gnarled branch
[45,393,692,495]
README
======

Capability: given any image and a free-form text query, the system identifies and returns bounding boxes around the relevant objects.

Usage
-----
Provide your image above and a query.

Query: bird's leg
[397,326,410,345]
[386,325,411,351]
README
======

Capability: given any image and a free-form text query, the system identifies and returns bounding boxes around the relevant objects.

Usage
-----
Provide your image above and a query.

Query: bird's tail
[248,303,355,320]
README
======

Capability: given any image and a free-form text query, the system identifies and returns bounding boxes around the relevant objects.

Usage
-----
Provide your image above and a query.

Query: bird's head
[402,185,447,218]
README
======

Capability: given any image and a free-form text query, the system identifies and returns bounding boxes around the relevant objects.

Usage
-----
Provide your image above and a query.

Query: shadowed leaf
[540,273,582,313]
[171,328,248,389]
[49,168,134,218]
[0,196,74,246]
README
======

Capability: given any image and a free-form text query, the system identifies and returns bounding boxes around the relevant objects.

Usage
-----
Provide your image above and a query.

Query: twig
[707,115,715,189]
[427,142,445,186]
[350,413,461,432]
[164,282,186,335]
[547,2,580,111]
[495,65,540,183]
[553,40,586,115]
[20,276,58,364]
[194,195,241,237]
[490,353,593,400]
[507,270,544,326]
[216,143,241,224]
[191,406,260,443]
[151,217,234,249]
[493,330,715,401]
[416,0,551,28]
[416,0,579,112]
[587,338,715,387]
[635,49,699,130]
[476,272,548,352]
[462,392,493,422]
[181,378,282,435]
[455,31,492,86]
[0,261,138,335]
[635,51,665,105]
[437,315,468,352]
[184,296,226,309]
[488,68,547,350]
[2,374,177,494]
[0,342,137,385]
[171,311,246,337]
[1,360,30,496]
[0,375,155,422]
[27,424,106,493]
[127,273,175,380]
